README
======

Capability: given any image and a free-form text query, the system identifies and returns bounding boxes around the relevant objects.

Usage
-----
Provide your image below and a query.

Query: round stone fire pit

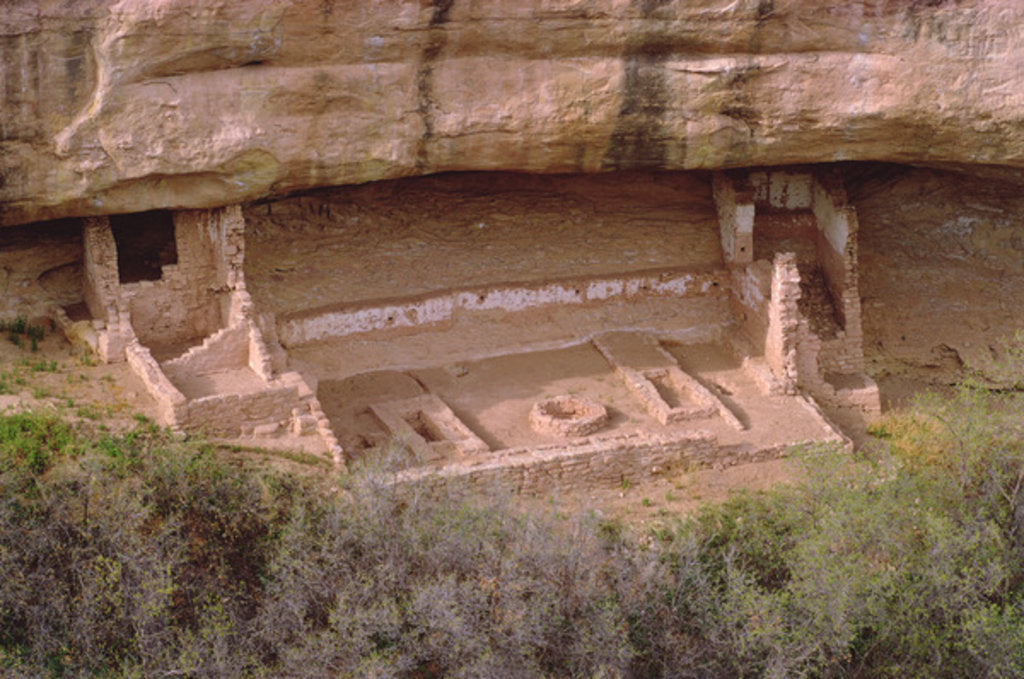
[529,395,609,438]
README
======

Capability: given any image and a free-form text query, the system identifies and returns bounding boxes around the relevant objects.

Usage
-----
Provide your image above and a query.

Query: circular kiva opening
[530,395,608,438]
[542,399,589,419]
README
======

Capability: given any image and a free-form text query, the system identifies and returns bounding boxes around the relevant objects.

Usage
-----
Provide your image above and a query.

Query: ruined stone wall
[125,276,219,353]
[279,269,730,347]
[397,432,719,496]
[394,428,825,497]
[173,385,301,438]
[810,172,865,375]
[125,208,241,352]
[82,217,117,321]
[162,325,249,376]
[765,254,800,394]
[122,320,186,427]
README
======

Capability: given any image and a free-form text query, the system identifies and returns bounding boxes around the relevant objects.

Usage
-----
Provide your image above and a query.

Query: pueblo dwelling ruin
[6,163,959,494]
[5,1,1024,494]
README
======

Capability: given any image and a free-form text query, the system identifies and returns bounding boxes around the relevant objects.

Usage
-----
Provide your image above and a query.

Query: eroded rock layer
[851,164,1024,384]
[3,0,1024,225]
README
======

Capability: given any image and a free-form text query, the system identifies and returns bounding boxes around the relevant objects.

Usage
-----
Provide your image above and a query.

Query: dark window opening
[110,211,177,283]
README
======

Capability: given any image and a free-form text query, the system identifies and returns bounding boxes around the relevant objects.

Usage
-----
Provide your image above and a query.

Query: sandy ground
[0,326,160,431]
[522,457,804,533]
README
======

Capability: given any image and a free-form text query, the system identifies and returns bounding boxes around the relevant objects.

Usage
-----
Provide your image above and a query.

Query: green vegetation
[0,371,1022,676]
[0,316,48,352]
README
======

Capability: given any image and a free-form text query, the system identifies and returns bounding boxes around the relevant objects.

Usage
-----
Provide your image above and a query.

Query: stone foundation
[713,168,881,416]
[47,205,341,461]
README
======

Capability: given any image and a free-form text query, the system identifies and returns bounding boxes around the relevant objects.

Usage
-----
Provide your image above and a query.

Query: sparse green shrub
[0,412,80,475]
[1,316,45,352]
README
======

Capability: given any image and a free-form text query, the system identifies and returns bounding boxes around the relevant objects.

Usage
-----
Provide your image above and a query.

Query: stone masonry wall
[121,319,187,427]
[161,324,249,375]
[124,206,247,352]
[82,216,117,321]
[279,269,729,346]
[765,253,801,394]
[396,432,719,496]
[810,173,866,375]
[81,216,129,362]
[712,172,754,265]
[393,426,835,498]
[174,385,302,438]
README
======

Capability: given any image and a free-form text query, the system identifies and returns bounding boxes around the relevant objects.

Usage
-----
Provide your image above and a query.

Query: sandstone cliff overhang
[3,0,1024,226]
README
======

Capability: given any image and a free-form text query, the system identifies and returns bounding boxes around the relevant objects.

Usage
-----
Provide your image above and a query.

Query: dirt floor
[163,364,266,400]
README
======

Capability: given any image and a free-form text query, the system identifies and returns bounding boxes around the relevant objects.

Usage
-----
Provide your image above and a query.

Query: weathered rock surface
[851,163,1024,385]
[3,0,1024,225]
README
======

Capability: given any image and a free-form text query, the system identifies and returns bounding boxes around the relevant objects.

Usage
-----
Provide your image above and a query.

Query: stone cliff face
[3,0,1024,225]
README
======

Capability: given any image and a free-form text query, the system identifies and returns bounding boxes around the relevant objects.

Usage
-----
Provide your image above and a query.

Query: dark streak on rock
[601,0,673,171]
[719,65,764,132]
[637,0,671,14]
[429,0,455,27]
[749,0,774,53]
[64,30,90,103]
[415,0,455,170]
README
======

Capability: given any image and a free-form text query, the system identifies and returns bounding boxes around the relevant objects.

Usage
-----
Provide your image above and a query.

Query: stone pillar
[712,172,754,265]
[82,216,118,320]
[811,172,865,372]
[765,252,800,394]
[81,216,126,362]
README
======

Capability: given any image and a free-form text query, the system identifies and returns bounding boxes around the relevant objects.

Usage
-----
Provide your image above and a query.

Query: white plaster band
[279,270,723,345]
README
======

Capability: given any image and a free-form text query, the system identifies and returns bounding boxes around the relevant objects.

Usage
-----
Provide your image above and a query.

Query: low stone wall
[278,269,729,346]
[162,324,249,374]
[174,385,301,438]
[123,337,186,427]
[729,260,771,355]
[394,432,720,496]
